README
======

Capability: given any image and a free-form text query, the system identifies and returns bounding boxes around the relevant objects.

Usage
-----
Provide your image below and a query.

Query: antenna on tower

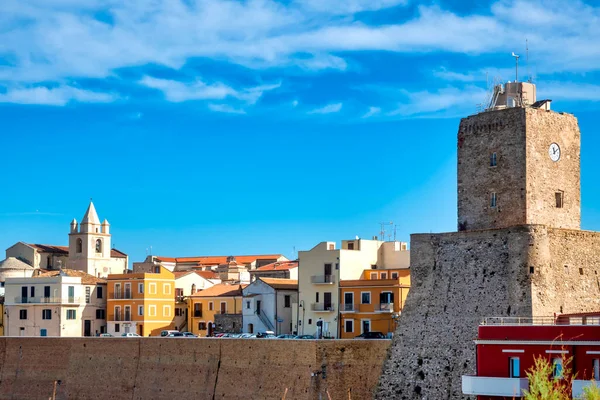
[511,52,520,82]
[526,39,531,83]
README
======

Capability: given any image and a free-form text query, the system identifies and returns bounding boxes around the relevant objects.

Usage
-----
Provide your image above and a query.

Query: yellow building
[188,283,245,337]
[107,266,175,336]
[338,268,410,339]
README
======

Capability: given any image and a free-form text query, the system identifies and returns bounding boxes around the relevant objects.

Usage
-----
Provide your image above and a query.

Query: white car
[121,333,141,337]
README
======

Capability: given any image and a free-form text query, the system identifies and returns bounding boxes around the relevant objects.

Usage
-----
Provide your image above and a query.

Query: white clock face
[549,143,561,162]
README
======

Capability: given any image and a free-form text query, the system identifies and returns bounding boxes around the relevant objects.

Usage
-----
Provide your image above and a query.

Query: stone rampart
[0,337,389,400]
[376,225,600,399]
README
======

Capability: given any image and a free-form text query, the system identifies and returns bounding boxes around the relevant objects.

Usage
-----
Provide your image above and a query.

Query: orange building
[107,266,175,336]
[188,283,245,336]
[338,269,410,339]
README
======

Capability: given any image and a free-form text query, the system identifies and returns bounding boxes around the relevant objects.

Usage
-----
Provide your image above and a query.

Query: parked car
[295,335,315,339]
[121,333,141,337]
[182,332,197,337]
[160,330,180,337]
[256,332,276,338]
[276,334,296,339]
[355,331,386,339]
[99,333,113,337]
[165,332,184,337]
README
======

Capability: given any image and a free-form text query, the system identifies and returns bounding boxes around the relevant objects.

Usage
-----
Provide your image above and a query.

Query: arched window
[95,239,102,253]
[76,239,82,253]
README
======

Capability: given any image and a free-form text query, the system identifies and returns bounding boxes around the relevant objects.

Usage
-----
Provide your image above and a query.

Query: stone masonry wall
[215,313,243,333]
[376,225,600,399]
[0,337,389,400]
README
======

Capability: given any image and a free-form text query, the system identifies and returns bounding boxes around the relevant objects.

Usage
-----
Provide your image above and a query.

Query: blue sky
[1,0,600,265]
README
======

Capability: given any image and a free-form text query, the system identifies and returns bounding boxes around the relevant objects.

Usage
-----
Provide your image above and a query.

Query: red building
[462,313,600,399]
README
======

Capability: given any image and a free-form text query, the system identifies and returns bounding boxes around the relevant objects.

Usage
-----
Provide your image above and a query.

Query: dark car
[295,334,316,339]
[182,332,197,337]
[355,331,387,339]
[165,332,184,337]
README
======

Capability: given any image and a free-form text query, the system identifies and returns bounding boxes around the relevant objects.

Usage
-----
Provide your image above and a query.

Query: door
[324,292,332,310]
[208,322,214,337]
[21,286,28,303]
[138,324,144,336]
[324,263,332,277]
[344,292,353,311]
[220,302,226,314]
[68,286,75,303]
[84,320,91,337]
[256,300,261,315]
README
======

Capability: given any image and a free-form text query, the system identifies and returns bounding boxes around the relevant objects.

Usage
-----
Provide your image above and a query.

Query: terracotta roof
[27,243,127,258]
[28,244,69,254]
[173,270,220,280]
[37,269,107,285]
[155,254,284,266]
[255,261,298,271]
[110,248,128,258]
[189,283,246,298]
[258,278,298,290]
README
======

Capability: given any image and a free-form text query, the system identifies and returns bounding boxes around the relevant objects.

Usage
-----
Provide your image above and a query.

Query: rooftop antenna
[393,225,397,242]
[526,39,531,83]
[511,52,520,82]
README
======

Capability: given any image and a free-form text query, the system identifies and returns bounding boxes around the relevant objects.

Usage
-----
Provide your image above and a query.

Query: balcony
[112,313,131,322]
[13,296,80,304]
[462,376,529,397]
[310,275,335,284]
[573,380,600,398]
[112,293,132,300]
[377,303,394,312]
[341,303,357,312]
[311,303,334,312]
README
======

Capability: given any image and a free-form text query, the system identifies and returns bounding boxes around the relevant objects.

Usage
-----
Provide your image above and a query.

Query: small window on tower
[490,152,497,167]
[95,239,102,253]
[76,239,82,253]
[556,191,564,208]
[490,192,497,208]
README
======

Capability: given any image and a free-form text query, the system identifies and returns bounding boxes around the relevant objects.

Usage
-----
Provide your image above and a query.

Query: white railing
[462,376,529,397]
[481,316,558,326]
[377,303,394,312]
[13,296,81,304]
[310,275,335,284]
[311,303,334,312]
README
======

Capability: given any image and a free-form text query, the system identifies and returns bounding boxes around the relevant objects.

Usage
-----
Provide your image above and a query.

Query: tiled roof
[189,283,246,298]
[155,254,284,266]
[259,278,298,290]
[255,261,298,271]
[173,270,220,280]
[37,269,107,285]
[28,244,69,254]
[27,243,127,258]
[110,248,128,258]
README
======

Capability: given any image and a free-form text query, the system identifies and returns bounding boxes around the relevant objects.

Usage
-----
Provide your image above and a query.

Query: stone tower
[376,83,600,399]
[68,201,112,277]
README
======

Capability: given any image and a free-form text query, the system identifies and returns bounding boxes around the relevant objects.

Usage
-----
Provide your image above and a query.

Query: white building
[242,278,298,335]
[4,269,107,337]
[297,238,409,338]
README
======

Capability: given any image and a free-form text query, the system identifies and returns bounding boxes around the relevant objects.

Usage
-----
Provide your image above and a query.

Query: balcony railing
[462,376,529,397]
[112,313,131,322]
[341,303,357,312]
[377,303,394,312]
[112,293,133,300]
[573,380,600,398]
[311,303,334,312]
[13,296,80,304]
[310,275,335,284]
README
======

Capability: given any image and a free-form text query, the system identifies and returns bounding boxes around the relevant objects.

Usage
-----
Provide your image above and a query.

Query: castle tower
[377,82,600,399]
[68,201,112,277]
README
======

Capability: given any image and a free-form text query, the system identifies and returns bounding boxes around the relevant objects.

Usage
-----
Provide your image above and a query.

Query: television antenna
[511,52,520,82]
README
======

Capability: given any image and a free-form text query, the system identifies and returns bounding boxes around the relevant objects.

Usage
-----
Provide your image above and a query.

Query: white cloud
[139,76,280,104]
[295,0,408,15]
[538,82,600,102]
[292,100,299,107]
[361,106,381,118]
[208,103,247,114]
[308,102,342,114]
[0,85,117,106]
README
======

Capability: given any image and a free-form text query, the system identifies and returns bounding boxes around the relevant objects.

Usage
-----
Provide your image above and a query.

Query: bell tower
[457,82,581,231]
[68,201,112,276]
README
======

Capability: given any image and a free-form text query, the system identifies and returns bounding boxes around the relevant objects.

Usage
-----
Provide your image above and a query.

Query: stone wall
[215,313,243,333]
[0,337,389,400]
[376,225,600,399]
